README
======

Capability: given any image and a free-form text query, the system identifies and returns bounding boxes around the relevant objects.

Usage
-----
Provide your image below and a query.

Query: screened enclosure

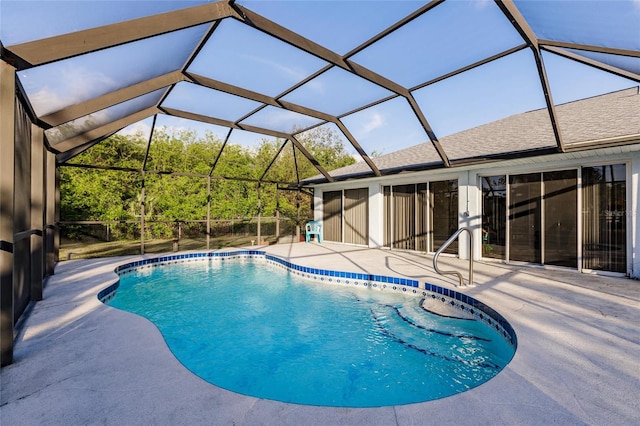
[1,0,639,366]
[1,0,637,178]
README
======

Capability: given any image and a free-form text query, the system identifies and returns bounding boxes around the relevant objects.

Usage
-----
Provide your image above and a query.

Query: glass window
[582,164,627,273]
[481,176,506,259]
[430,180,458,254]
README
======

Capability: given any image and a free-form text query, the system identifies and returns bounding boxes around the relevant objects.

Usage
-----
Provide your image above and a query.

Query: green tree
[60,125,356,236]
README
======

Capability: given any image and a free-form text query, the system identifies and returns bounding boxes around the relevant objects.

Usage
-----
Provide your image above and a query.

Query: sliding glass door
[481,176,506,259]
[543,170,577,267]
[323,189,369,245]
[383,181,458,252]
[501,165,625,273]
[509,173,542,263]
[430,180,458,254]
[508,171,578,266]
[344,188,368,245]
[391,185,415,250]
[322,191,342,242]
[582,165,626,273]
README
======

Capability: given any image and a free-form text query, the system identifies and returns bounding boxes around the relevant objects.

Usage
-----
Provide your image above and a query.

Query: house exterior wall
[312,147,640,279]
[631,156,640,279]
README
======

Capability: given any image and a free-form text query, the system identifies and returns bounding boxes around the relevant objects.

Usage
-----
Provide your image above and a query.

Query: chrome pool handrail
[433,227,473,287]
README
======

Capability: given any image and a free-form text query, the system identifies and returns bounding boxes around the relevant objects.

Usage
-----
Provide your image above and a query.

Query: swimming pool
[101,251,516,407]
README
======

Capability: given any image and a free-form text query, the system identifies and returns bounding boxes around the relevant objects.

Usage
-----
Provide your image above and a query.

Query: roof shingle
[310,87,640,183]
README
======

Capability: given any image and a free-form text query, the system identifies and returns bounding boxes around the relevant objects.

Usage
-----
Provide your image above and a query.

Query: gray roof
[307,87,640,183]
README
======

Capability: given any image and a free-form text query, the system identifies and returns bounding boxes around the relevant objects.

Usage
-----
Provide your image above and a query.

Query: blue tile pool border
[103,250,516,349]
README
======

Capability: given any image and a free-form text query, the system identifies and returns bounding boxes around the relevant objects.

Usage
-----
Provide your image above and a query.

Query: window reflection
[482,176,506,259]
[582,164,627,273]
[543,170,577,268]
[430,180,458,254]
[509,173,542,263]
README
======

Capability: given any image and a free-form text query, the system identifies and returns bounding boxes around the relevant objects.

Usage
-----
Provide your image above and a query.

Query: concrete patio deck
[1,242,639,425]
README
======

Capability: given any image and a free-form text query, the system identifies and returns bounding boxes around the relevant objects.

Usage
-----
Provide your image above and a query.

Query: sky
[1,0,638,157]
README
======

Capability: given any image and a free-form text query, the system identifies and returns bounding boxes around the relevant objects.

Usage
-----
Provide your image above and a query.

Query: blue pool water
[107,258,515,407]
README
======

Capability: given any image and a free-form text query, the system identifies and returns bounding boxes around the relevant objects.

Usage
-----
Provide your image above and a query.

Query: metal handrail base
[433,227,474,287]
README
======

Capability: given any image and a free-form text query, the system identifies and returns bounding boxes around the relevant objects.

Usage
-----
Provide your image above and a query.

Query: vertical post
[295,189,301,242]
[44,150,56,276]
[275,185,280,240]
[257,183,262,244]
[206,175,211,250]
[1,60,16,366]
[30,125,44,301]
[140,115,156,255]
[54,166,60,264]
[140,171,145,255]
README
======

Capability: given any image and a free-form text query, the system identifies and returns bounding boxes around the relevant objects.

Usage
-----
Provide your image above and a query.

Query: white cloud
[28,86,68,117]
[361,112,384,134]
[117,121,152,138]
[305,78,325,94]
[25,64,117,116]
[474,0,492,9]
[240,52,310,82]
